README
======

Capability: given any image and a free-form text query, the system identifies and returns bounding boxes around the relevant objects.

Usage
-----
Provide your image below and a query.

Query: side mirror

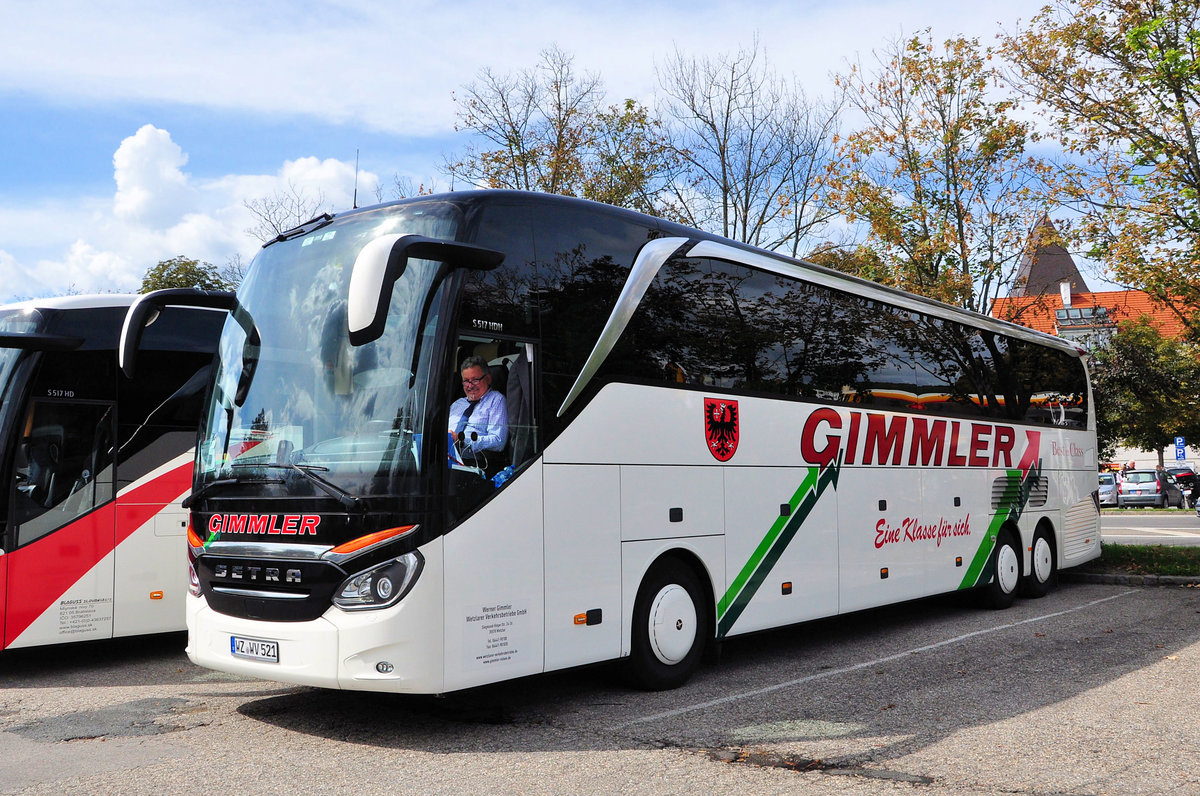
[120,288,236,378]
[347,234,503,346]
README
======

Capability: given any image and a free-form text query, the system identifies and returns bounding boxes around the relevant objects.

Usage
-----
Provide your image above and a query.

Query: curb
[1062,571,1200,587]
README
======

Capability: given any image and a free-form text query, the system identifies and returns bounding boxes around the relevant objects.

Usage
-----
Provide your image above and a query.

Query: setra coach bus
[0,294,223,649]
[121,191,1099,692]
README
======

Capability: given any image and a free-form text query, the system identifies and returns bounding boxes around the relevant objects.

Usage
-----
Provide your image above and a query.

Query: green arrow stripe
[717,462,841,637]
[958,462,1042,589]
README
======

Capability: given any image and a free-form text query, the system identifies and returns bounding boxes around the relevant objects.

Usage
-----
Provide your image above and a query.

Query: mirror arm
[348,235,503,347]
[120,288,236,378]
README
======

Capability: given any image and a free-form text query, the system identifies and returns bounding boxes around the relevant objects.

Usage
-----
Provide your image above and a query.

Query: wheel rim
[647,584,698,665]
[1032,536,1053,584]
[996,542,1020,595]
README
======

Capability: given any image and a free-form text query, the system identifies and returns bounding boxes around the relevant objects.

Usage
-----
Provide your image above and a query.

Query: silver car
[1098,472,1119,507]
[1118,469,1186,508]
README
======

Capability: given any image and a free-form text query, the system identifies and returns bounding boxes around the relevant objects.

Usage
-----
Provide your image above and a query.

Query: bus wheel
[982,530,1021,610]
[1021,527,1057,598]
[627,559,708,691]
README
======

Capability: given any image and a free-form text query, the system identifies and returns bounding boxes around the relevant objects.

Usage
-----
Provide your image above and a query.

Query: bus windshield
[0,309,43,390]
[196,201,462,499]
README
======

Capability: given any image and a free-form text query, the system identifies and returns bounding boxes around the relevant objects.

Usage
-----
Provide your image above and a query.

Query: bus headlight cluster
[333,551,423,611]
[188,560,202,598]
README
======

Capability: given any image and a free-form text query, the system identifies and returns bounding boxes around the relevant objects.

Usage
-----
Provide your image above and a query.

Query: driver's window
[447,336,539,515]
[12,402,115,547]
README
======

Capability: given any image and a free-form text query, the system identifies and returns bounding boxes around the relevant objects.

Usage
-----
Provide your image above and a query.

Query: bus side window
[447,337,538,518]
[12,402,115,547]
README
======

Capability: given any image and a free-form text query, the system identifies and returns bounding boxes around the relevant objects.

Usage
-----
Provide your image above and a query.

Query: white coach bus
[122,191,1099,692]
[0,295,222,649]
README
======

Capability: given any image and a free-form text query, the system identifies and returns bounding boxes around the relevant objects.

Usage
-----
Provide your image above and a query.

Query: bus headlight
[333,551,423,611]
[188,559,202,597]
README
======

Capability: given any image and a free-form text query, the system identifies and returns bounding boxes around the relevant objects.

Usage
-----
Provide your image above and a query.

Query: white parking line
[618,591,1137,727]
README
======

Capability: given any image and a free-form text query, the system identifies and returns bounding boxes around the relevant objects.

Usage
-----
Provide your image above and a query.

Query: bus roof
[284,190,1085,358]
[1,294,139,312]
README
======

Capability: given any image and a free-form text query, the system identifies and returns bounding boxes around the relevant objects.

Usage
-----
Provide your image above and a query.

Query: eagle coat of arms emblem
[704,398,739,462]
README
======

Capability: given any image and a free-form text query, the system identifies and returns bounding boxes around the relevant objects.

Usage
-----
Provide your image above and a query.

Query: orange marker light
[150,591,164,600]
[329,525,417,555]
[187,524,205,549]
[574,613,587,625]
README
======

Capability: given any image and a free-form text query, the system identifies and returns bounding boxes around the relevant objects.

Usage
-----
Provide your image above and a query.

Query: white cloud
[112,124,196,227]
[0,128,377,303]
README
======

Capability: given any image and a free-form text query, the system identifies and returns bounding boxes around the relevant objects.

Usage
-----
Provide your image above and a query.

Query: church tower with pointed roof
[1010,217,1090,297]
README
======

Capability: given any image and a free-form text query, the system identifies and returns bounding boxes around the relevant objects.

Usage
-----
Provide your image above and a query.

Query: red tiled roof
[990,289,1188,339]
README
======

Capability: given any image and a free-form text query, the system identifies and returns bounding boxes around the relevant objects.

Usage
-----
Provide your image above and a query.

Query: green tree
[828,32,1051,312]
[583,99,683,217]
[1003,0,1200,340]
[1089,316,1200,463]
[139,256,233,293]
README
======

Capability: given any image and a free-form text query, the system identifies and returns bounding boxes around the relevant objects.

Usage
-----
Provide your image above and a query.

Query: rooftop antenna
[352,148,360,209]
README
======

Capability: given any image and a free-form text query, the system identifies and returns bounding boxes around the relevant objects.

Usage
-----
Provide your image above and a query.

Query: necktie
[455,400,478,437]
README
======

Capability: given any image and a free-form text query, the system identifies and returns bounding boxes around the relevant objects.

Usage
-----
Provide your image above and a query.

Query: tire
[627,558,709,691]
[981,529,1021,610]
[1021,526,1057,598]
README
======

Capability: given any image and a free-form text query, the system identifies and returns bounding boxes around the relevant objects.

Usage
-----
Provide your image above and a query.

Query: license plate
[230,635,279,663]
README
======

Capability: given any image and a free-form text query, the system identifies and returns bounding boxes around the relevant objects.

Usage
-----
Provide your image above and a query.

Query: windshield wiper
[232,462,362,512]
[182,475,285,508]
[265,213,335,247]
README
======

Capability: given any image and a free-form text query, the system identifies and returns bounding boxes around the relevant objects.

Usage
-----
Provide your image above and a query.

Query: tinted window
[11,400,115,547]
[29,349,116,402]
[43,307,125,350]
[532,202,662,434]
[140,306,225,353]
[461,202,539,339]
[593,253,1088,426]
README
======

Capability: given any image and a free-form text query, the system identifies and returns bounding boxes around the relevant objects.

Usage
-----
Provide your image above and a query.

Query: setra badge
[704,398,739,462]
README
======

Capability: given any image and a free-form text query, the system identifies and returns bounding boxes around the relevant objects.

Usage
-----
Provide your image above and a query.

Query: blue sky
[0,0,1077,302]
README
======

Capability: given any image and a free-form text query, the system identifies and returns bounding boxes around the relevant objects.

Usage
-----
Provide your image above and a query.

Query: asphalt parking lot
[2,581,1199,795]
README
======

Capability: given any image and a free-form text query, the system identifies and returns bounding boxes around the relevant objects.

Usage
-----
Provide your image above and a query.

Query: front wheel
[1021,527,1057,598]
[627,559,709,690]
[981,530,1021,609]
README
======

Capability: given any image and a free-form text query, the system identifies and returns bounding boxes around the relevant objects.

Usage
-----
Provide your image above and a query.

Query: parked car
[1118,469,1186,508]
[1165,466,1197,507]
[1098,472,1119,507]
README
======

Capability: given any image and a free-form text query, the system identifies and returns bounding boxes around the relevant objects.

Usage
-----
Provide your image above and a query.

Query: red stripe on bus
[3,503,118,647]
[114,461,194,546]
[3,461,193,648]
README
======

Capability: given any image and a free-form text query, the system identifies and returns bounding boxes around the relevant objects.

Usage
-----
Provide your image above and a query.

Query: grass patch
[1078,543,1200,577]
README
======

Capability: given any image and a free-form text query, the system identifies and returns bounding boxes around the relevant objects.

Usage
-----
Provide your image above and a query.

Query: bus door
[4,400,116,648]
[443,334,546,689]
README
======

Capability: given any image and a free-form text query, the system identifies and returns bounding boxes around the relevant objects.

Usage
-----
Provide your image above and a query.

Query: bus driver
[448,355,508,461]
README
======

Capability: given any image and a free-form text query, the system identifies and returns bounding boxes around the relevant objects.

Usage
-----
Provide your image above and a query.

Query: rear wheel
[627,559,709,690]
[1021,527,1057,598]
[981,530,1021,609]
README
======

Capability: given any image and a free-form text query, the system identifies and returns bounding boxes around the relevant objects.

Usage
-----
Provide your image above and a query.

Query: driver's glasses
[463,376,487,386]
